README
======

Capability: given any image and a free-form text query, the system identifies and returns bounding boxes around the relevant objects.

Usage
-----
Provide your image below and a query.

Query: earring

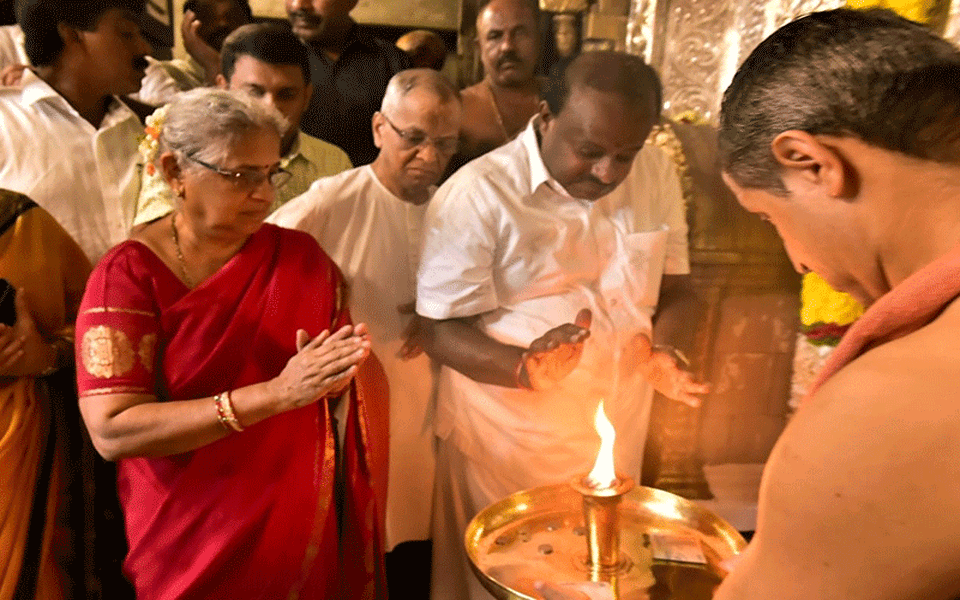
[175,187,185,200]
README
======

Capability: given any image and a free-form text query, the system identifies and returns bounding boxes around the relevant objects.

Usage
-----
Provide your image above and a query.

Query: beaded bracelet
[214,391,244,433]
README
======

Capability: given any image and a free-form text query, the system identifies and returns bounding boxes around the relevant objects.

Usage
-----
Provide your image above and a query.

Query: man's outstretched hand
[630,333,709,407]
[518,309,592,391]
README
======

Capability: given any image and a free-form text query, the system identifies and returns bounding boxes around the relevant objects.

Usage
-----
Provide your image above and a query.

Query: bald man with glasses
[267,68,462,598]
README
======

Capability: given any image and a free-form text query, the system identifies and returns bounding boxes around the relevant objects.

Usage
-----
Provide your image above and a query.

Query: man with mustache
[450,0,543,173]
[137,0,252,106]
[269,68,461,599]
[0,0,153,261]
[415,51,706,600]
[286,0,409,167]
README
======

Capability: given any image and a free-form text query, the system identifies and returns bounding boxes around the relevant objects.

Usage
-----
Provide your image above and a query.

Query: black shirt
[301,26,410,167]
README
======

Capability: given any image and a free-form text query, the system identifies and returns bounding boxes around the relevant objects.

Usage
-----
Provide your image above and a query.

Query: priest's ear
[770,130,852,199]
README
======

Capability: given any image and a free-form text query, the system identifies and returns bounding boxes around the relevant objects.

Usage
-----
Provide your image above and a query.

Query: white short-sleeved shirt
[268,165,435,548]
[416,119,689,485]
[0,70,143,262]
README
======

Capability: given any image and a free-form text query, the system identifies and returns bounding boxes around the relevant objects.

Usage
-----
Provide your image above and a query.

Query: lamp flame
[586,400,617,489]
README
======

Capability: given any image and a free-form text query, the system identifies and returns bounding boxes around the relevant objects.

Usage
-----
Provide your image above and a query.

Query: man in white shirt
[415,52,708,600]
[0,0,152,262]
[268,68,461,598]
[135,23,352,225]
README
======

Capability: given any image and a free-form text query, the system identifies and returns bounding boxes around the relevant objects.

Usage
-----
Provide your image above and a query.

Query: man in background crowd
[269,67,461,599]
[396,29,447,71]
[0,0,151,261]
[135,23,352,225]
[286,0,409,166]
[451,0,542,172]
[137,0,252,106]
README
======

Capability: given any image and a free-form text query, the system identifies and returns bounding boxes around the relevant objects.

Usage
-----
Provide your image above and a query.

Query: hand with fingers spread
[517,309,592,391]
[630,333,709,407]
[270,324,371,409]
[0,289,55,378]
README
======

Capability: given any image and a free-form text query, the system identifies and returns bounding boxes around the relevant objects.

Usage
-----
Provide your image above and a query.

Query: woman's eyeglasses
[381,114,459,156]
[187,155,293,190]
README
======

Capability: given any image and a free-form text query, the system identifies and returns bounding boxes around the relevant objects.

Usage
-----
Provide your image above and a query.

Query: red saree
[75,224,387,600]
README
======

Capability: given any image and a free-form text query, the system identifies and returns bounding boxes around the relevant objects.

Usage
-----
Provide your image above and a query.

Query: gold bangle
[214,393,231,431]
[214,391,244,433]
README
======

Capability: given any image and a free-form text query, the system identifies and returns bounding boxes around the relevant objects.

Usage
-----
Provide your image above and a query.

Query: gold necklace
[485,80,510,143]
[170,213,194,288]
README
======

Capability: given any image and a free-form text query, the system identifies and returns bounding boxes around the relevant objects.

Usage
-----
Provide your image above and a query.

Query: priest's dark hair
[541,51,662,121]
[719,8,960,194]
[221,23,311,86]
[18,0,145,67]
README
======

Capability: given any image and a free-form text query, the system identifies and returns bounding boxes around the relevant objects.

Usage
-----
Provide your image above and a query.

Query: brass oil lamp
[465,401,746,600]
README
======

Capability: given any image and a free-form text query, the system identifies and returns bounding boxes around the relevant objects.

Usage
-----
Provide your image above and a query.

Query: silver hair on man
[379,68,461,116]
[160,87,289,169]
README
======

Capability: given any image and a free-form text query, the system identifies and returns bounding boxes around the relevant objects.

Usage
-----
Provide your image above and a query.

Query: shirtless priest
[452,0,542,170]
[716,9,960,600]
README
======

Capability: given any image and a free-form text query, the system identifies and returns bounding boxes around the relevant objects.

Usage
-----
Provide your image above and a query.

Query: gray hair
[720,8,960,194]
[160,87,288,169]
[380,68,460,115]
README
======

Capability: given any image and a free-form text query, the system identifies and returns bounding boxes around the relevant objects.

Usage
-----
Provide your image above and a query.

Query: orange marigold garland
[790,273,864,409]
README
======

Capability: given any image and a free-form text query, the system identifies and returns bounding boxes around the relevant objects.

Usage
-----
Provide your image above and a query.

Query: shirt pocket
[601,227,669,330]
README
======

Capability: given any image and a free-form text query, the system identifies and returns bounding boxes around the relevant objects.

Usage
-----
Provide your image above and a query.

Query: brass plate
[466,484,747,600]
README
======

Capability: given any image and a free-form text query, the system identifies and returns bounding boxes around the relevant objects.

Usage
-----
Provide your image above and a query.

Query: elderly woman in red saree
[75,88,389,600]
[0,190,90,599]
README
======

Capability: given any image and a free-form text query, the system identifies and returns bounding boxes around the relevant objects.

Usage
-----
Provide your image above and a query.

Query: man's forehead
[393,94,460,127]
[478,0,536,31]
[558,87,651,149]
[232,55,305,84]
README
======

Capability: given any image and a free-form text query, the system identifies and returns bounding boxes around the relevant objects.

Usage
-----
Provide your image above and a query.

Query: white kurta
[0,70,142,262]
[267,165,436,550]
[417,120,688,600]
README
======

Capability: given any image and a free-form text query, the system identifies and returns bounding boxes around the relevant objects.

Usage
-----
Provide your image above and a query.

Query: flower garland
[138,104,169,176]
[846,0,943,26]
[790,273,864,409]
[799,272,864,346]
